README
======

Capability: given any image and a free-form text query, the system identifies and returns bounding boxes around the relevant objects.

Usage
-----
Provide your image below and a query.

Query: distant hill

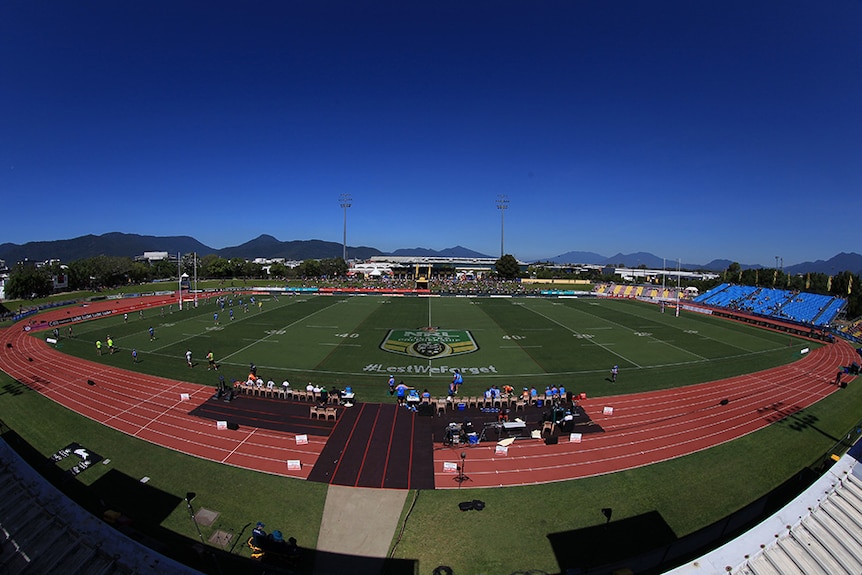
[0,233,215,263]
[784,252,862,277]
[603,252,671,269]
[546,252,766,271]
[541,251,607,265]
[215,235,382,261]
[0,233,858,277]
[388,245,492,258]
[699,259,763,272]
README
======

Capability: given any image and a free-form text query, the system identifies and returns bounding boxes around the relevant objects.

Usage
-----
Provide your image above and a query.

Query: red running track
[0,297,857,489]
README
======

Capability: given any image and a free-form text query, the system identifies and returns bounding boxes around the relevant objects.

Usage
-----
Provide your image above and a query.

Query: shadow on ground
[548,510,676,573]
[1,424,417,575]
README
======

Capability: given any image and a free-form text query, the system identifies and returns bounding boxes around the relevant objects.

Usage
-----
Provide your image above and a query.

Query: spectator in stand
[318,386,328,406]
[252,522,267,547]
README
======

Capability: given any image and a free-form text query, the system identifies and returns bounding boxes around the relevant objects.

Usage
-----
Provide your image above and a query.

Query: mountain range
[546,251,862,276]
[0,233,860,276]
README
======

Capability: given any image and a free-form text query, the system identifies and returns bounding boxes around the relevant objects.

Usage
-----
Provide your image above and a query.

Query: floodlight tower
[339,193,352,262]
[496,194,509,258]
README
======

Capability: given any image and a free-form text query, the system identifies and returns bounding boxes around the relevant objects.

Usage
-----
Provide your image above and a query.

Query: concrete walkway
[313,485,408,575]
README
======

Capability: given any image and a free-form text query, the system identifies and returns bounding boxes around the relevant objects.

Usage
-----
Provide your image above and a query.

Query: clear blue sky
[2,1,860,266]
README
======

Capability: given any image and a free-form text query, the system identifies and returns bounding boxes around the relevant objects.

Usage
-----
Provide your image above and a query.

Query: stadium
[1,275,861,575]
[4,2,861,573]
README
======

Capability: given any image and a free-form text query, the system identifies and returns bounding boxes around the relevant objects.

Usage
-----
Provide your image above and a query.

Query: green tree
[268,262,288,278]
[128,261,151,284]
[228,258,247,278]
[726,262,741,280]
[150,258,178,280]
[202,256,233,279]
[495,254,520,280]
[296,259,321,278]
[5,264,53,299]
[319,258,347,278]
[241,260,263,278]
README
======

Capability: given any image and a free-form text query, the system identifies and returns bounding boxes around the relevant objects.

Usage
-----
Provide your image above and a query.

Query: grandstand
[836,319,862,344]
[0,438,198,575]
[694,284,846,327]
[669,441,862,575]
[597,283,679,300]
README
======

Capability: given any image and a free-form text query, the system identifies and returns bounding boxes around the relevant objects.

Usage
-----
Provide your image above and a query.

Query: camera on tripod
[442,419,475,446]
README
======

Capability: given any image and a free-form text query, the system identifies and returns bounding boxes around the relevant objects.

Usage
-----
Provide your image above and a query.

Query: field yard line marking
[521,304,643,367]
[219,299,344,362]
[649,337,709,361]
[619,304,758,353]
[571,303,711,363]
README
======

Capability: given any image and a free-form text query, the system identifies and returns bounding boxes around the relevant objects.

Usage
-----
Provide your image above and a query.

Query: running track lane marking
[3,300,857,490]
[123,397,201,438]
[354,405,384,487]
[381,407,399,489]
[224,427,261,464]
[329,403,368,483]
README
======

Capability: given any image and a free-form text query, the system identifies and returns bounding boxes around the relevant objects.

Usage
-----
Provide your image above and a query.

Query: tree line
[3,255,347,300]
[6,253,859,320]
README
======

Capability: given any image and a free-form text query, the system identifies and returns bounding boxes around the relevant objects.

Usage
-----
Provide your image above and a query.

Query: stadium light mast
[339,194,352,262]
[193,252,198,308]
[496,194,509,258]
[661,258,666,313]
[177,252,182,311]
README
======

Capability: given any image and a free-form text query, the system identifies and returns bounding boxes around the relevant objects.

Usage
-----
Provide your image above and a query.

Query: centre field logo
[381,328,478,359]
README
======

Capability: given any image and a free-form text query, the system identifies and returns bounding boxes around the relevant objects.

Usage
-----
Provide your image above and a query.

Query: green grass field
[5,292,859,575]
[53,294,816,402]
